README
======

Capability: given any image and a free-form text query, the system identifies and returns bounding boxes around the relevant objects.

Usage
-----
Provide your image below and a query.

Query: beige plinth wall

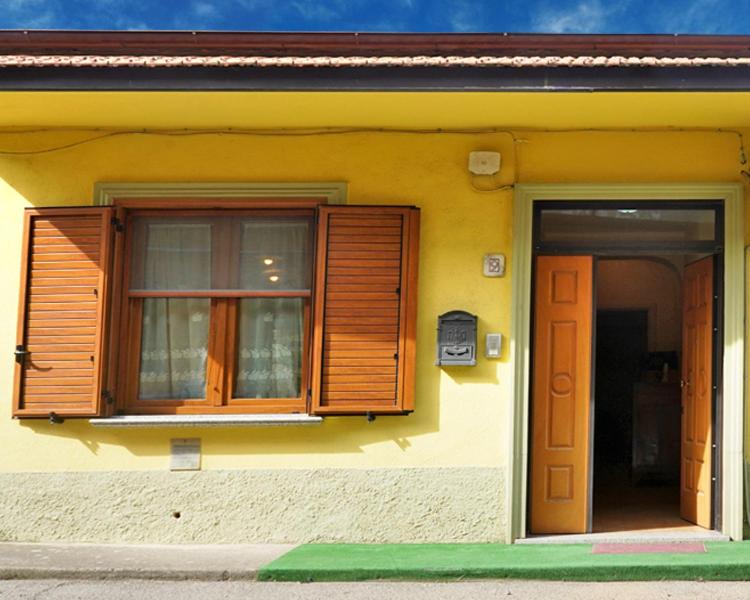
[508,183,745,542]
[0,467,504,544]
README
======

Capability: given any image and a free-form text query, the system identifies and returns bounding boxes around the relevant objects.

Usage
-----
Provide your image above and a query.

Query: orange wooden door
[530,255,594,534]
[680,257,713,528]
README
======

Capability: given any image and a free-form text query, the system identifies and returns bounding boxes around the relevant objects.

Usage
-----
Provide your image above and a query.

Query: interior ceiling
[1,91,750,130]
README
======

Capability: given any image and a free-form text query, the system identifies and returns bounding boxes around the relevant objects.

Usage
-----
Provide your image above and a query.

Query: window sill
[89,414,324,428]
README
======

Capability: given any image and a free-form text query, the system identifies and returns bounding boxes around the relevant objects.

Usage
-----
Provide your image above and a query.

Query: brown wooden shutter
[310,206,419,415]
[13,207,114,418]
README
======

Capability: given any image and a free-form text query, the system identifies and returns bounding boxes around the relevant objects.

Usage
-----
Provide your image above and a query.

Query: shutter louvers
[311,206,419,415]
[13,207,114,418]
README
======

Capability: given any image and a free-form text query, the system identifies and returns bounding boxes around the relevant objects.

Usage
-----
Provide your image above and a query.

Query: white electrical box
[468,151,501,175]
[485,333,503,358]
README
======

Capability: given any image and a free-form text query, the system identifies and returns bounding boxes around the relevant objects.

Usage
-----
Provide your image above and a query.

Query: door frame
[508,183,744,542]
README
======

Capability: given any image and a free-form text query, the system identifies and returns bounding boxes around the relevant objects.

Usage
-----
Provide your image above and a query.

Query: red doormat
[592,542,706,554]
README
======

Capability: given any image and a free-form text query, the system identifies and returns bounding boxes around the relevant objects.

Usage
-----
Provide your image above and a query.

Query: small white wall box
[483,254,505,277]
[485,333,503,358]
[468,151,501,175]
[170,438,201,471]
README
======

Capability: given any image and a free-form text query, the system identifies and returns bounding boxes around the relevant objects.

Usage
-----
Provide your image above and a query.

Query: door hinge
[14,345,29,364]
[111,217,124,233]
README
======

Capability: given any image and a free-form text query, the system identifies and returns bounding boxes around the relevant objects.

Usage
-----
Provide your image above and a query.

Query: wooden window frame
[112,199,319,416]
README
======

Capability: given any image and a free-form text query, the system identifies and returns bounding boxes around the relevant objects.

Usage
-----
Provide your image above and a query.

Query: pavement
[3,540,750,582]
[0,542,293,580]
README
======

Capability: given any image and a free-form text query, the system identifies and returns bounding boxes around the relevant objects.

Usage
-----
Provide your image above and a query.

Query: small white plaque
[483,254,505,277]
[170,438,201,471]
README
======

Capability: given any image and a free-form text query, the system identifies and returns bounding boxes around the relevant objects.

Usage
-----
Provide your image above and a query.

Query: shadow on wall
[17,414,435,457]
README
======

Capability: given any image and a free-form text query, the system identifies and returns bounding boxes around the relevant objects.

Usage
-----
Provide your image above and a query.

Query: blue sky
[0,0,747,34]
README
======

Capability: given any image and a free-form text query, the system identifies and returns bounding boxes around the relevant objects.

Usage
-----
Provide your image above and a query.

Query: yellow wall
[0,92,748,473]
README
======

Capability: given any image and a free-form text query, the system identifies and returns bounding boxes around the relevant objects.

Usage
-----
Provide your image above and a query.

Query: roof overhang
[3,90,750,129]
[2,31,750,92]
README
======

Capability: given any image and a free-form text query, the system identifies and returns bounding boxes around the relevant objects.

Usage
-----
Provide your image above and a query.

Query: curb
[0,568,258,581]
[258,564,750,582]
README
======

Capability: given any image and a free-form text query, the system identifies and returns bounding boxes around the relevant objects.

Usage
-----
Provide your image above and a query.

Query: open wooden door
[680,256,713,528]
[530,255,593,534]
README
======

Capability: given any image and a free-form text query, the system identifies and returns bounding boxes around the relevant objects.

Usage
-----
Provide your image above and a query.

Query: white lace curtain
[235,298,303,399]
[135,218,307,401]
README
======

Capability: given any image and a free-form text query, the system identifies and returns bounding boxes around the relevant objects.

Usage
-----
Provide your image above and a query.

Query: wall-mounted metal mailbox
[436,311,477,366]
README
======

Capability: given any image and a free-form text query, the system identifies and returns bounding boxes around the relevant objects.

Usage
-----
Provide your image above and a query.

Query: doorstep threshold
[516,530,730,544]
[89,414,324,428]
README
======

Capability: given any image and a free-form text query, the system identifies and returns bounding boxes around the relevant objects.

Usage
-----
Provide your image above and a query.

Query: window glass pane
[538,208,716,243]
[234,298,303,399]
[138,298,209,400]
[132,219,212,290]
[239,219,311,290]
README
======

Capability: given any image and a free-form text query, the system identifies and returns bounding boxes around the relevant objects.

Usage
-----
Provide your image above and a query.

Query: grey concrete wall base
[0,468,505,544]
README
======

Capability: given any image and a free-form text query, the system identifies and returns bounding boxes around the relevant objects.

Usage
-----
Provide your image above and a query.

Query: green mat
[259,542,750,582]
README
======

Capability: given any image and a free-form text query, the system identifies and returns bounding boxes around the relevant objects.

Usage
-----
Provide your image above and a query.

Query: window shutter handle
[14,345,29,364]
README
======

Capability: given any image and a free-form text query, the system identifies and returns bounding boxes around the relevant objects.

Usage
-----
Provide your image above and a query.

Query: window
[123,211,313,413]
[534,201,723,253]
[13,203,420,419]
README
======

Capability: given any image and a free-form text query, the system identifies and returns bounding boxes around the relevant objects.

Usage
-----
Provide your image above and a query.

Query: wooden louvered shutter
[13,207,114,418]
[310,206,419,415]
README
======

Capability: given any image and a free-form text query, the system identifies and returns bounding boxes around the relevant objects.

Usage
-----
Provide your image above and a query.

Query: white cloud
[446,0,485,32]
[533,0,619,33]
[1,0,56,28]
[657,0,723,33]
[114,16,149,30]
[25,9,57,28]
[4,0,45,10]
[290,0,344,22]
[191,0,221,19]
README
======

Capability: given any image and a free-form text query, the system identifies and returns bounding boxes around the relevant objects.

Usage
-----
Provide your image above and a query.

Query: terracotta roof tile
[0,54,749,68]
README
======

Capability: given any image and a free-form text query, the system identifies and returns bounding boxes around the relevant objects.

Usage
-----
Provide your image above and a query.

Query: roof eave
[1,30,750,58]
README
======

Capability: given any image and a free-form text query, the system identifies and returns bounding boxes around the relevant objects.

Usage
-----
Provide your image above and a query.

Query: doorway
[527,201,723,536]
[592,258,694,534]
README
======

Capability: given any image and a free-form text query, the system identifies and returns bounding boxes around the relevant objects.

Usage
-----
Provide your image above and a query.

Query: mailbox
[436,311,477,366]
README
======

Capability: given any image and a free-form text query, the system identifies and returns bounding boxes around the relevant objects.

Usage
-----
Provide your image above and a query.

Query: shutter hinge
[395,287,401,295]
[101,390,115,405]
[111,217,124,233]
[14,344,29,364]
[393,353,399,360]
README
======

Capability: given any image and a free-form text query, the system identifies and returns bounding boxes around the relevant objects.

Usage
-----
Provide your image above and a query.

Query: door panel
[530,255,593,534]
[680,256,713,528]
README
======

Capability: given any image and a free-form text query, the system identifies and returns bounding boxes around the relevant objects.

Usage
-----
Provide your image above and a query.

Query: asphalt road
[3,580,750,599]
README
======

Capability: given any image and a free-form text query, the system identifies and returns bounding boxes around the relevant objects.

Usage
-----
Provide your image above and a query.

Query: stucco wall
[0,467,504,543]
[0,95,748,542]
